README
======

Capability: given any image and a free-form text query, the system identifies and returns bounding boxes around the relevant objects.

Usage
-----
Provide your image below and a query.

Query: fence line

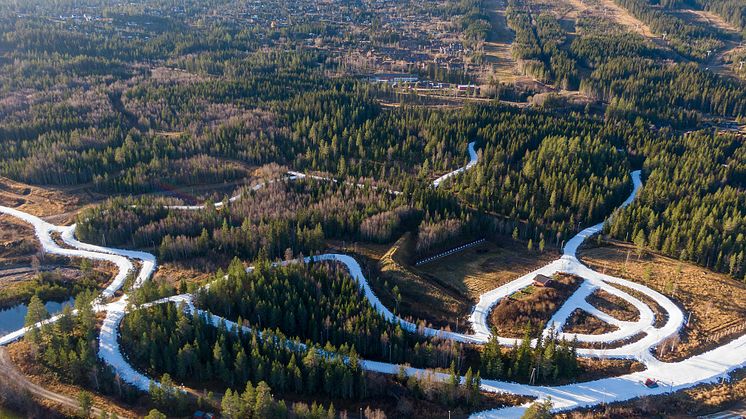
[414,238,486,266]
[707,321,746,343]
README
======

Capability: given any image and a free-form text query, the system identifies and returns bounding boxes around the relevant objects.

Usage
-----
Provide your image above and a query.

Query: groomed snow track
[2,146,746,418]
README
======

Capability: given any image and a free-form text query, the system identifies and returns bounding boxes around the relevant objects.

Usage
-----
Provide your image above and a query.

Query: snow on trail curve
[433,142,478,188]
[3,166,746,418]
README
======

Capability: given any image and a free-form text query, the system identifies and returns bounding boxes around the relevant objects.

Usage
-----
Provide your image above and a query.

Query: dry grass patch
[605,283,668,329]
[417,239,557,301]
[563,308,618,335]
[579,240,746,361]
[570,0,658,39]
[574,330,647,350]
[0,177,84,219]
[0,215,39,266]
[482,0,520,83]
[575,357,645,382]
[336,234,562,334]
[361,233,472,331]
[490,273,582,338]
[152,259,223,289]
[586,288,640,322]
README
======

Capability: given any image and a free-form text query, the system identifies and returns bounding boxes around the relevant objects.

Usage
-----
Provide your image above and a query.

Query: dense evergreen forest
[613,0,724,60]
[481,327,579,384]
[653,0,746,33]
[121,300,487,417]
[607,130,746,279]
[121,302,367,403]
[21,292,141,402]
[196,259,465,368]
[1,0,746,416]
[505,0,746,127]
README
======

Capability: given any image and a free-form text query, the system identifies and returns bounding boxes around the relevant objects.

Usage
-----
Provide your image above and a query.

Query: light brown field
[579,240,746,361]
[562,0,657,39]
[417,239,557,300]
[352,235,558,332]
[482,0,521,83]
[0,177,84,221]
[586,288,640,322]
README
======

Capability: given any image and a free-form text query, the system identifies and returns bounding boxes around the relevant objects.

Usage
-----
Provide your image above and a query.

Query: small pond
[0,297,75,336]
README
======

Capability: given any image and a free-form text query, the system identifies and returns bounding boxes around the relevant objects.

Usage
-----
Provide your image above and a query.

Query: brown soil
[609,283,668,328]
[586,288,640,322]
[579,240,746,361]
[490,273,582,338]
[574,331,647,350]
[0,177,85,220]
[563,308,618,335]
[152,259,227,289]
[0,215,39,265]
[576,357,645,381]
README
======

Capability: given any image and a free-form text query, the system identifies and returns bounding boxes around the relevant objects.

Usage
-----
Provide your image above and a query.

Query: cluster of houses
[368,74,481,95]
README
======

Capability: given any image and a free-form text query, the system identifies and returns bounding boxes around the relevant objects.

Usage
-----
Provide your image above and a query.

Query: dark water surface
[0,297,75,336]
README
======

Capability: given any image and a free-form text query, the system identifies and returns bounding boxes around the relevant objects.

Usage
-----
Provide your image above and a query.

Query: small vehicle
[643,378,659,388]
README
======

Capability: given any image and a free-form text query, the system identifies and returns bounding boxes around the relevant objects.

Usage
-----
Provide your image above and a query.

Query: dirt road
[0,347,112,418]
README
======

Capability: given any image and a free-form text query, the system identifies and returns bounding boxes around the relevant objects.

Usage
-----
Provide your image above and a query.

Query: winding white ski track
[2,146,745,418]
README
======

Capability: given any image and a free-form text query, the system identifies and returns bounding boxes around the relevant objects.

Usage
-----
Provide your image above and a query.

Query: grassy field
[352,234,559,332]
[579,240,746,361]
[416,239,557,301]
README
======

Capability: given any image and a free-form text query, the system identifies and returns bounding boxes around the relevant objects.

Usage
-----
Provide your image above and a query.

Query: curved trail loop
[161,141,476,211]
[1,149,745,417]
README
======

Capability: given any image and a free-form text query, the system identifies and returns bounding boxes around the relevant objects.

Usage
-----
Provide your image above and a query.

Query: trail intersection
[2,150,745,418]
